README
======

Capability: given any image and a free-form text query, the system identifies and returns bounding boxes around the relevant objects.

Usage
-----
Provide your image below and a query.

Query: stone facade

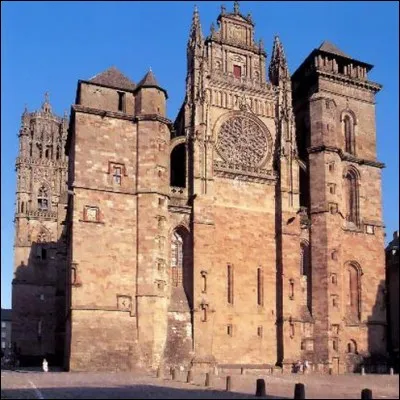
[13,2,388,373]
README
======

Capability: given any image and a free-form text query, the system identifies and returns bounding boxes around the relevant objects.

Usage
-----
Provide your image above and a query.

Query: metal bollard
[294,383,305,399]
[361,388,373,399]
[186,369,193,383]
[361,366,366,376]
[389,367,394,376]
[256,378,266,397]
[226,375,232,391]
[205,372,210,387]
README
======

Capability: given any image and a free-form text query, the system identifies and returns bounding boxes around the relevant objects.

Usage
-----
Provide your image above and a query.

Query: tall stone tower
[174,1,302,369]
[292,42,386,373]
[12,93,68,365]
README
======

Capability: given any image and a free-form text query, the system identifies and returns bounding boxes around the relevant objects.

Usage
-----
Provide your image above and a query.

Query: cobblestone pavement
[1,369,399,399]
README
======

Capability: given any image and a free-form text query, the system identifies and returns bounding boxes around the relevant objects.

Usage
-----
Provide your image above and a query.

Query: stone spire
[188,5,203,48]
[269,35,290,85]
[41,91,52,114]
[233,0,240,14]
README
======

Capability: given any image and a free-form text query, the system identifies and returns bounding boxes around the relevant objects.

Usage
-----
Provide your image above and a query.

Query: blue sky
[1,1,399,309]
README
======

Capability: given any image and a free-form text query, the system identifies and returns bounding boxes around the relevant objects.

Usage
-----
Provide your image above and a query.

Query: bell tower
[12,93,68,365]
[292,41,386,373]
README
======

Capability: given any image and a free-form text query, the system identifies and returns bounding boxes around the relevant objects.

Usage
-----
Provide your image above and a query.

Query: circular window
[216,115,269,167]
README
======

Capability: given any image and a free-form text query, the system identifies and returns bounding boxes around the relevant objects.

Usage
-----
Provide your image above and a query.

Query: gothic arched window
[347,263,361,321]
[170,143,186,188]
[37,186,49,211]
[343,114,355,155]
[347,339,358,354]
[344,168,360,226]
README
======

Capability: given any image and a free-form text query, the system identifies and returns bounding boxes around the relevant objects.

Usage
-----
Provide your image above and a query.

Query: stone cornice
[16,157,68,169]
[134,114,173,128]
[214,161,277,184]
[72,105,174,128]
[316,69,382,93]
[307,145,385,168]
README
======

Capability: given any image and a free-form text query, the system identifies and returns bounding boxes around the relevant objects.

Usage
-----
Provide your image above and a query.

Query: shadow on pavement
[1,384,289,399]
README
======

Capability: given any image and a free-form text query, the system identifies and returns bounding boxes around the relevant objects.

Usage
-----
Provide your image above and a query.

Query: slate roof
[318,41,350,59]
[136,70,160,89]
[89,67,136,91]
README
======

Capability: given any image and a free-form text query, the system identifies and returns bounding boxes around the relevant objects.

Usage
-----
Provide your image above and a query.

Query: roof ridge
[89,66,136,91]
[318,40,350,58]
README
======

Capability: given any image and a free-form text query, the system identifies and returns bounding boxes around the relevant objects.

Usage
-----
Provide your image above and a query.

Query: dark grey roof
[318,41,350,58]
[1,309,12,321]
[136,70,160,88]
[89,67,136,91]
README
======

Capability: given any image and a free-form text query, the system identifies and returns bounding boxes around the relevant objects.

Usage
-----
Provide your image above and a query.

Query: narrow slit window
[257,267,264,306]
[118,92,126,112]
[227,264,234,304]
[113,166,122,185]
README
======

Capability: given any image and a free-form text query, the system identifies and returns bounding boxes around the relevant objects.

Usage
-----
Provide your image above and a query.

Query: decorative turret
[188,5,203,49]
[134,69,167,116]
[41,91,52,114]
[269,36,290,86]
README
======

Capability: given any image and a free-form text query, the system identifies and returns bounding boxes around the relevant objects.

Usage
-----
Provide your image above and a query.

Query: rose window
[217,115,269,167]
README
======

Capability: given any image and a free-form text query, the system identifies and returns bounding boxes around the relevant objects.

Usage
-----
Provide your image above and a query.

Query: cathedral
[13,2,387,374]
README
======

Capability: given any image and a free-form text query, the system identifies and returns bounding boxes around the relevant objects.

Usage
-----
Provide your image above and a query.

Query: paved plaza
[1,369,399,399]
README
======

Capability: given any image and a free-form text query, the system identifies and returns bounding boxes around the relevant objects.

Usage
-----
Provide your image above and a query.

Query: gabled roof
[318,41,350,59]
[89,67,136,91]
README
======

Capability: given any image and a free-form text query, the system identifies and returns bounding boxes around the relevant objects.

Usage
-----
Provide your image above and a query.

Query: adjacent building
[386,230,399,369]
[1,309,12,357]
[13,2,388,373]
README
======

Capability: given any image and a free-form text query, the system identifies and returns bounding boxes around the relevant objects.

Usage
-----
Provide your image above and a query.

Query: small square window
[40,294,45,301]
[328,162,335,172]
[1,322,6,328]
[1,332,6,338]
[85,206,99,222]
[366,225,375,235]
[1,341,5,349]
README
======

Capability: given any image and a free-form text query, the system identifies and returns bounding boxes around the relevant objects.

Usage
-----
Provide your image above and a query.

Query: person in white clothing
[42,358,48,372]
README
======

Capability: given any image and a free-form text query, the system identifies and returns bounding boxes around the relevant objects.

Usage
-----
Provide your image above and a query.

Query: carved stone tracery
[216,114,269,167]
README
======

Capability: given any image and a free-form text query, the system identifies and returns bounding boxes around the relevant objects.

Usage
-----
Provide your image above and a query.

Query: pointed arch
[345,260,363,321]
[343,166,360,226]
[341,110,357,155]
[170,143,186,188]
